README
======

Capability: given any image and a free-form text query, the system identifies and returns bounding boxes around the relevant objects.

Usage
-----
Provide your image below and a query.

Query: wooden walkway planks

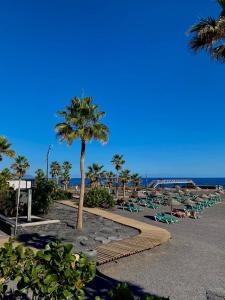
[58,200,171,265]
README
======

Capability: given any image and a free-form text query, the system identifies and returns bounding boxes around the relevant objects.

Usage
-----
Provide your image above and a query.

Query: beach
[97,197,225,299]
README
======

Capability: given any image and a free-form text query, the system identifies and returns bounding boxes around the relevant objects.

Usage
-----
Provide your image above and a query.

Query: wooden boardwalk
[59,200,171,265]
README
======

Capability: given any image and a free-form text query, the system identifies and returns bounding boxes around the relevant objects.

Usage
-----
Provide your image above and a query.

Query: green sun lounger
[155,213,178,224]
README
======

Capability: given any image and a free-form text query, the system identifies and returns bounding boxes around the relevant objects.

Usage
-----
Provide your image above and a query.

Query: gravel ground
[98,200,225,300]
[17,202,138,252]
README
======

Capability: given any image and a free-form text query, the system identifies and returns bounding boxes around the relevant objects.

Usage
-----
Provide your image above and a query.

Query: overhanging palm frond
[188,1,225,62]
[212,44,225,61]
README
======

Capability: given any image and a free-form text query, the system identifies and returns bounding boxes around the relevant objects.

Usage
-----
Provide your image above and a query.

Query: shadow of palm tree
[85,270,147,299]
[17,233,58,249]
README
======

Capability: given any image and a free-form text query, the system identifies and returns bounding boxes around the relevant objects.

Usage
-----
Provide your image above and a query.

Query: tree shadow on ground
[85,269,147,299]
[17,233,58,249]
[144,215,156,221]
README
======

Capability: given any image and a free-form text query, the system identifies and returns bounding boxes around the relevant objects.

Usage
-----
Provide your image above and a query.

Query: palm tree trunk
[15,177,21,235]
[123,183,126,198]
[76,140,86,230]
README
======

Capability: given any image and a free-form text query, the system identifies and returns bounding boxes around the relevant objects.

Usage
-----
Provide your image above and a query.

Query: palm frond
[212,43,225,61]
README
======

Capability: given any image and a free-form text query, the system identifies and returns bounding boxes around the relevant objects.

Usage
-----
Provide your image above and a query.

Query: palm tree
[189,0,225,62]
[120,169,131,198]
[86,163,104,188]
[0,168,13,187]
[111,154,125,199]
[61,161,72,190]
[0,136,15,162]
[55,96,109,230]
[11,155,30,235]
[103,171,115,193]
[50,161,61,184]
[131,173,141,192]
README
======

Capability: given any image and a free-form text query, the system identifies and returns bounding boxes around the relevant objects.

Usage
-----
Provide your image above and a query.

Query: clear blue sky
[1,0,225,177]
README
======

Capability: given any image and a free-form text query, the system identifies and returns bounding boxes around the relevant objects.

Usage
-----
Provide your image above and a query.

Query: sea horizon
[70,177,225,188]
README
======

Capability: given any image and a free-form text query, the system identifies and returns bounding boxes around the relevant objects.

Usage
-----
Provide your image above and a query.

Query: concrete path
[58,200,171,265]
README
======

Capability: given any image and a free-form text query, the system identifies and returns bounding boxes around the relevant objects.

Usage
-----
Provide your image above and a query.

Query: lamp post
[46,145,52,179]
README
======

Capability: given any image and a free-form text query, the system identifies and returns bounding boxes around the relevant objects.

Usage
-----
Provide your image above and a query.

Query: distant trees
[50,161,61,184]
[11,155,30,234]
[120,169,131,198]
[189,0,225,62]
[61,161,72,190]
[103,171,115,194]
[55,96,109,230]
[131,173,141,192]
[111,154,125,199]
[86,163,104,188]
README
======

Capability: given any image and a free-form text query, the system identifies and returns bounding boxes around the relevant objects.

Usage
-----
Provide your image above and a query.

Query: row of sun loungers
[117,194,223,224]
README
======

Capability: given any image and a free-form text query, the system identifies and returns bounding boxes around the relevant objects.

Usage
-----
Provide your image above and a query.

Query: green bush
[0,172,17,217]
[0,239,96,299]
[32,169,72,215]
[51,188,72,200]
[84,187,115,208]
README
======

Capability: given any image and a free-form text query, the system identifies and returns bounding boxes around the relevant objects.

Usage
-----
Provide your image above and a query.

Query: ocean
[70,178,225,188]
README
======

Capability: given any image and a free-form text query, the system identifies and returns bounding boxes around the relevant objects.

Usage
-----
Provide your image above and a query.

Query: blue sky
[1,0,225,177]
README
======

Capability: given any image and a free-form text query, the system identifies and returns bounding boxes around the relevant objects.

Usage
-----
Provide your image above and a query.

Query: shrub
[51,189,72,200]
[0,172,17,217]
[0,239,96,299]
[32,169,72,215]
[32,177,56,215]
[84,187,115,208]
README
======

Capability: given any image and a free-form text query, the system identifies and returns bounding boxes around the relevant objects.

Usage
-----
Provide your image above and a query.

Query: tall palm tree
[50,161,61,184]
[111,154,125,199]
[61,161,72,190]
[0,136,15,162]
[86,163,104,188]
[103,171,115,193]
[120,169,131,198]
[189,0,225,62]
[55,96,109,230]
[11,155,30,235]
[131,173,141,192]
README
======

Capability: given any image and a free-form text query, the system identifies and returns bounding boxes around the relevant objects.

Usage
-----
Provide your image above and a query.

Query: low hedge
[84,187,115,208]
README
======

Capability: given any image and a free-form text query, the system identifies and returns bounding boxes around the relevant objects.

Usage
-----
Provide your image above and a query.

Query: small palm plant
[120,169,131,198]
[55,96,109,230]
[61,161,72,190]
[0,136,15,162]
[86,163,104,188]
[189,0,225,62]
[50,161,61,184]
[131,173,141,192]
[11,155,30,235]
[111,154,125,199]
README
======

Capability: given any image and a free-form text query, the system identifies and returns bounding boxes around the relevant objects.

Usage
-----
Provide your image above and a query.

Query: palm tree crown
[0,136,15,161]
[131,173,141,186]
[111,154,125,172]
[86,163,104,187]
[55,96,109,145]
[50,161,61,178]
[120,169,131,184]
[11,156,30,178]
[189,0,225,62]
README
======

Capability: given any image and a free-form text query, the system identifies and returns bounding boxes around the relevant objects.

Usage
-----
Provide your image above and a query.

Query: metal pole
[27,189,32,222]
[46,145,52,179]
